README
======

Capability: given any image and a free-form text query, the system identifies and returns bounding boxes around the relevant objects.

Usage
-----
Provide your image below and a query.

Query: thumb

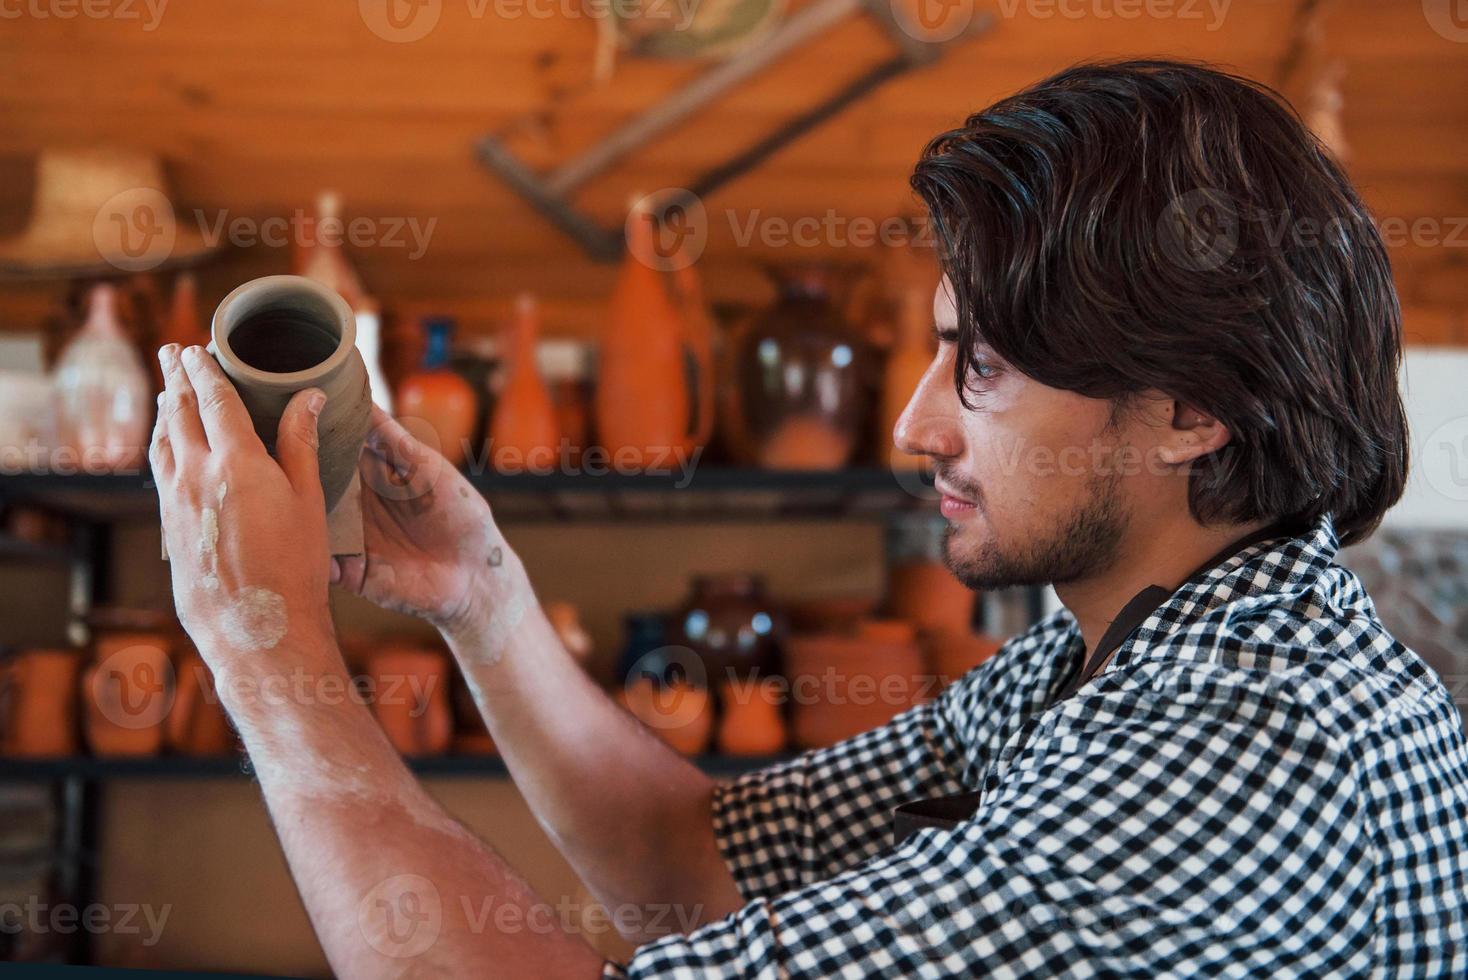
[278,387,326,501]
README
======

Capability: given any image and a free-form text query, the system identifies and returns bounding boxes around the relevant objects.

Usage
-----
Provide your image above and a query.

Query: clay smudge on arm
[221,586,289,651]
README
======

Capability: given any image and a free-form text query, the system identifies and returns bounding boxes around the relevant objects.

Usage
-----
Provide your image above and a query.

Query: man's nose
[892,364,962,462]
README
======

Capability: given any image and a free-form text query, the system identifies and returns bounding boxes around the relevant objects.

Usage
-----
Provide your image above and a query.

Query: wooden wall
[1,0,1466,342]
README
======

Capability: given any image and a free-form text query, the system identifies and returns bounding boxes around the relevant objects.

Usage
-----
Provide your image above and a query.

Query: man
[152,60,1468,976]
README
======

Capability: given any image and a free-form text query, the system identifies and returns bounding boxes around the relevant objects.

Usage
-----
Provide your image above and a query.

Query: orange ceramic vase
[716,677,786,756]
[160,272,208,350]
[83,629,172,757]
[3,649,82,757]
[368,645,453,757]
[880,286,935,471]
[596,204,696,468]
[395,317,479,466]
[488,294,561,473]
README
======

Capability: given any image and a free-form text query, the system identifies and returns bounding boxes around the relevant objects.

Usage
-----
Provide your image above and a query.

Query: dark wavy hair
[910,59,1407,546]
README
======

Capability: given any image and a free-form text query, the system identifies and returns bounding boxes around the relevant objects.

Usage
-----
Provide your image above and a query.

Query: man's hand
[151,344,334,673]
[331,405,508,634]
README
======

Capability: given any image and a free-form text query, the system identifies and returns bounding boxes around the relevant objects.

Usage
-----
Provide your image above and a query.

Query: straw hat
[0,147,216,279]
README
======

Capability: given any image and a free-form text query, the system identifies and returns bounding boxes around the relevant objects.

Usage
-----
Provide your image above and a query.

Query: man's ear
[1155,401,1231,466]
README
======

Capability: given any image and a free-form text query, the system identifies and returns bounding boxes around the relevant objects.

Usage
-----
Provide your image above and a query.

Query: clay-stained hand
[151,344,335,672]
[332,405,510,634]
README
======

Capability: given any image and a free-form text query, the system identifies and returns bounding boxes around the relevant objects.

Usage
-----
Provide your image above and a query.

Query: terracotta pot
[669,573,782,691]
[617,676,712,756]
[166,649,234,756]
[885,515,976,635]
[84,623,173,757]
[716,677,786,756]
[3,649,82,757]
[785,627,925,749]
[367,646,453,757]
[595,202,703,467]
[211,275,373,511]
[725,264,871,469]
[396,316,479,467]
[786,595,881,634]
[488,294,561,473]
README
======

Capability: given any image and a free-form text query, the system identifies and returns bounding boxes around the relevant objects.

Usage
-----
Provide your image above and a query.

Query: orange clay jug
[83,624,172,757]
[596,200,698,469]
[368,645,453,757]
[672,258,717,458]
[488,294,561,473]
[617,676,712,756]
[166,648,234,756]
[395,316,479,466]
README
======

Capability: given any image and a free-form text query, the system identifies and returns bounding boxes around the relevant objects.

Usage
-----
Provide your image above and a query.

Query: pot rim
[211,274,357,389]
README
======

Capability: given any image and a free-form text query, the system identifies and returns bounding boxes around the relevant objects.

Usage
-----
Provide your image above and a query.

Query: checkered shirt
[604,515,1468,977]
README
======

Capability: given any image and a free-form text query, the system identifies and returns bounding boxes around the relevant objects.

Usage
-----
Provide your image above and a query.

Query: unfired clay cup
[211,275,372,511]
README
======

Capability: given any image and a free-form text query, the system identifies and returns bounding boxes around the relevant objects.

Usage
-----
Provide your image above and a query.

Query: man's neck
[1055,516,1272,656]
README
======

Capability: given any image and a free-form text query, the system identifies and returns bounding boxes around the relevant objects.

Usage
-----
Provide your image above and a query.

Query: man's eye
[972,360,998,380]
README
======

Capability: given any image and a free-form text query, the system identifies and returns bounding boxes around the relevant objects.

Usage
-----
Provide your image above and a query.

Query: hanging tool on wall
[475,0,992,260]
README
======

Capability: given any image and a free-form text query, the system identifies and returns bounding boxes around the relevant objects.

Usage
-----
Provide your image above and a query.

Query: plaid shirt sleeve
[602,666,1381,977]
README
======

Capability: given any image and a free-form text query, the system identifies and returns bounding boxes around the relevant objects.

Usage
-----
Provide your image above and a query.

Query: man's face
[892,277,1137,589]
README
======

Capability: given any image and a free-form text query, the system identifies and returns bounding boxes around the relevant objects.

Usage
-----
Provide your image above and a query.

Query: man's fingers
[181,345,257,454]
[277,388,326,503]
[332,554,367,595]
[148,392,175,480]
[158,344,207,456]
[362,405,444,502]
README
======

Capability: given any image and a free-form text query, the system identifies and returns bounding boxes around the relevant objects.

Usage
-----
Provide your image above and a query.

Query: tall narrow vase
[488,294,561,473]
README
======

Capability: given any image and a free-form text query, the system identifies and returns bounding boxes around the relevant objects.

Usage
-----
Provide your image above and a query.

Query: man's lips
[935,478,979,519]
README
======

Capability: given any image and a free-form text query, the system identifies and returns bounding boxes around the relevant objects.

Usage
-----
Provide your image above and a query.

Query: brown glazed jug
[395,316,479,467]
[669,573,782,690]
[726,265,870,469]
[211,275,373,512]
[367,645,453,757]
[488,294,561,473]
[2,649,82,757]
[83,615,174,757]
[596,202,701,469]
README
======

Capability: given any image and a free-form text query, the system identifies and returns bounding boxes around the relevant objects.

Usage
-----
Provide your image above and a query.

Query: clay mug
[84,631,174,757]
[166,649,235,756]
[367,645,453,757]
[3,649,82,757]
[210,275,372,512]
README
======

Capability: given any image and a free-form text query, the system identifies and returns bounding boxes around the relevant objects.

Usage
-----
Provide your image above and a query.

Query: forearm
[214,632,603,978]
[443,550,745,941]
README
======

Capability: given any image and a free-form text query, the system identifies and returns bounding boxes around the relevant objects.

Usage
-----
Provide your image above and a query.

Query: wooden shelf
[0,753,793,782]
[0,467,937,523]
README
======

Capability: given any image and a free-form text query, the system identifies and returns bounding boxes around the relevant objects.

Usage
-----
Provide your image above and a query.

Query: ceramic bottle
[488,294,561,473]
[395,316,478,468]
[53,283,152,472]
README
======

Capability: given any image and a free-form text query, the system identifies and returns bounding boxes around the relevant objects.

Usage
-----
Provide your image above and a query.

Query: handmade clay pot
[725,265,870,470]
[166,648,234,756]
[488,294,561,473]
[211,275,373,511]
[885,515,977,635]
[396,316,478,467]
[716,677,786,756]
[367,645,453,757]
[83,619,173,757]
[2,649,82,757]
[595,201,704,467]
